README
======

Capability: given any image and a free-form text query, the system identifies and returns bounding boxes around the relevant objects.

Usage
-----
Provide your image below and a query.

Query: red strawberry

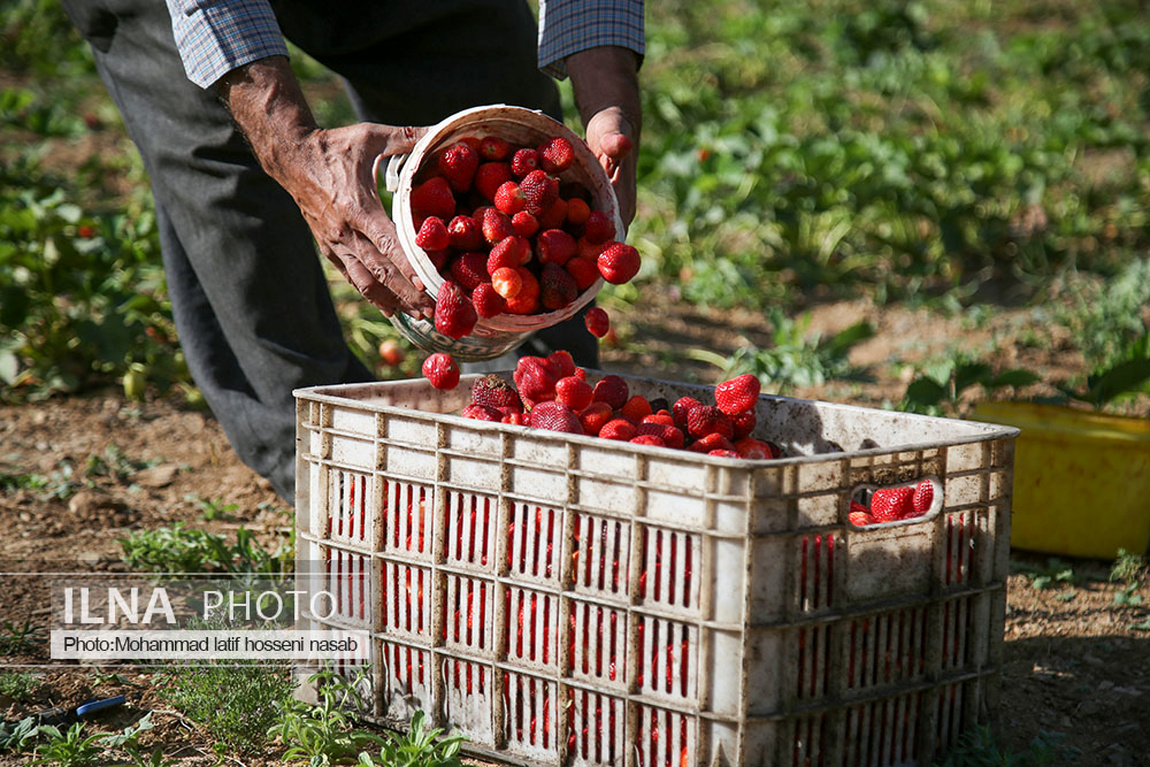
[582,210,616,244]
[449,252,489,291]
[488,236,530,272]
[472,374,522,412]
[474,162,513,202]
[870,487,914,523]
[438,141,479,192]
[410,176,456,219]
[480,136,512,162]
[620,395,652,424]
[730,410,757,440]
[434,281,478,340]
[584,307,610,338]
[481,208,515,245]
[447,215,484,251]
[733,437,777,460]
[537,197,568,230]
[510,148,538,178]
[599,418,637,441]
[471,283,506,318]
[540,263,578,311]
[687,433,735,453]
[631,434,666,447]
[536,229,577,266]
[422,352,459,390]
[565,197,591,227]
[538,137,575,174]
[908,479,934,518]
[547,350,577,379]
[578,402,613,436]
[636,422,684,449]
[502,412,528,426]
[505,269,540,314]
[511,210,539,238]
[849,510,875,527]
[642,412,674,426]
[566,256,600,292]
[597,241,641,284]
[708,449,739,458]
[490,266,523,299]
[686,405,734,440]
[462,402,502,421]
[715,373,761,415]
[520,170,559,217]
[415,216,450,252]
[592,375,629,410]
[529,401,584,435]
[672,397,702,432]
[513,356,558,405]
[555,376,594,411]
[494,181,527,215]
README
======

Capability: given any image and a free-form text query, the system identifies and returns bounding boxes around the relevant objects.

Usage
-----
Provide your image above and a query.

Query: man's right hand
[220,56,434,320]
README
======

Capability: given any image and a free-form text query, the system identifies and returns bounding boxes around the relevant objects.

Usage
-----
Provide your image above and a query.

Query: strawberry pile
[409,134,637,341]
[460,358,780,459]
[849,479,935,526]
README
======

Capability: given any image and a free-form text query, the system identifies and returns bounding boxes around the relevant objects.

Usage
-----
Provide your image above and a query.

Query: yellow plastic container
[971,401,1150,559]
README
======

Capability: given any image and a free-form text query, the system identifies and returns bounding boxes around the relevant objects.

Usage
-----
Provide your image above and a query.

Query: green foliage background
[1,0,1148,405]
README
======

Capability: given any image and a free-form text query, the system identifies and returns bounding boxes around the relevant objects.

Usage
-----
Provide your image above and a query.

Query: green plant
[0,619,45,654]
[187,494,239,521]
[84,445,160,484]
[31,713,153,767]
[357,711,466,767]
[0,670,39,700]
[898,357,1042,416]
[119,522,293,576]
[699,309,873,394]
[269,669,385,765]
[935,725,1078,765]
[1011,558,1076,591]
[1110,548,1146,608]
[0,715,39,754]
[162,662,293,755]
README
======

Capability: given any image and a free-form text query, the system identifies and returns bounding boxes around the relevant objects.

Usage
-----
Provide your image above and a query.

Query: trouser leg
[61,0,370,504]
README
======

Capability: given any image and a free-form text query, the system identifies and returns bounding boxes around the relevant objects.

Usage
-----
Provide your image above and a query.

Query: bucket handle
[383,154,408,194]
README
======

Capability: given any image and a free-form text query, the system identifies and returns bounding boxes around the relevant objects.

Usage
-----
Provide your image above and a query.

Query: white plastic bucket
[382,104,624,361]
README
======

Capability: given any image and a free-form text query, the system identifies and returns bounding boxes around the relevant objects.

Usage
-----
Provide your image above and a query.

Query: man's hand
[566,47,641,229]
[220,56,434,319]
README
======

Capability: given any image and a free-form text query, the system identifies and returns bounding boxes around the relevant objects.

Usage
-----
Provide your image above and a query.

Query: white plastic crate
[294,372,1018,767]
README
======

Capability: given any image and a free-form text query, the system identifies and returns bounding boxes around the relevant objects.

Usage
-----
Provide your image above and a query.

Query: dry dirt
[1,295,1148,766]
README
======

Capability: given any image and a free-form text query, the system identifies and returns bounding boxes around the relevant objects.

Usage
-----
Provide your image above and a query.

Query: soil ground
[1,294,1148,766]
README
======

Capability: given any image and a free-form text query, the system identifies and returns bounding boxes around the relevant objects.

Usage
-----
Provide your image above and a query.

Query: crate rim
[293,372,1020,465]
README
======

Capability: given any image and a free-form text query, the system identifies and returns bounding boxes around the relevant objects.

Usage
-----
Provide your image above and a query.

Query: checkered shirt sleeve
[538,0,646,79]
[167,0,289,88]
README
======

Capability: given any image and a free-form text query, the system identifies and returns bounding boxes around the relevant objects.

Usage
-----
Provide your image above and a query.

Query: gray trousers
[62,0,596,505]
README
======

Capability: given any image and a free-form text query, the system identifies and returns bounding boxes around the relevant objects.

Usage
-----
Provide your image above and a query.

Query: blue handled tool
[35,695,126,726]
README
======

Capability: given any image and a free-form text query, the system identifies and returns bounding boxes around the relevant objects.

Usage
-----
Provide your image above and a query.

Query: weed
[1110,549,1146,608]
[186,494,239,521]
[119,522,293,576]
[31,713,153,767]
[1011,559,1076,591]
[358,710,466,767]
[0,716,39,754]
[0,670,39,700]
[704,309,873,394]
[0,619,45,654]
[269,669,385,765]
[84,445,160,483]
[898,356,1041,416]
[162,662,292,755]
[935,725,1078,765]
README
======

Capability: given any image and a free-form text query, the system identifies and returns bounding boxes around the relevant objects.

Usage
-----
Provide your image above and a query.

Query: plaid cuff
[167,0,290,88]
[538,0,645,80]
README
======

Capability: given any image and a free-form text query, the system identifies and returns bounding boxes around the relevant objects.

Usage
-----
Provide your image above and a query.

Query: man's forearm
[218,55,317,188]
[566,46,642,134]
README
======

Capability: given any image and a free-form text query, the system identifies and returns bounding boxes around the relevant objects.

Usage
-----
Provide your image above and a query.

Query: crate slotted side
[294,373,1017,767]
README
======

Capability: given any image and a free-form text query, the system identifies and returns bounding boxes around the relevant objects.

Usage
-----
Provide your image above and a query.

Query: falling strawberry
[715,373,761,415]
[597,241,641,284]
[422,352,460,390]
[584,306,610,338]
